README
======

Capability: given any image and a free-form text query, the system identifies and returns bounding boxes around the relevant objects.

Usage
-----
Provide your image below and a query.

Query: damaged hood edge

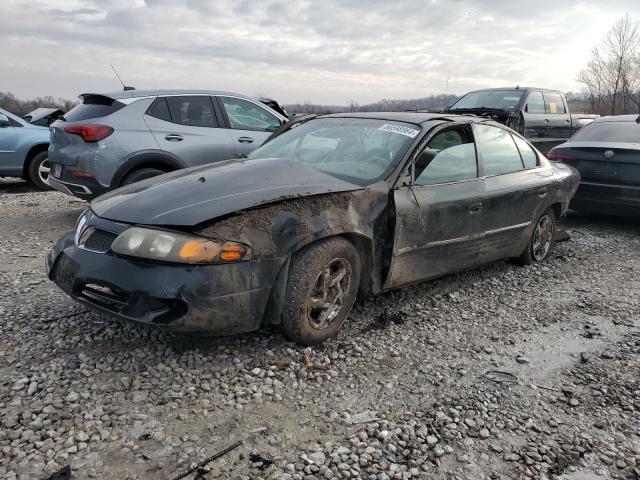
[91,158,364,226]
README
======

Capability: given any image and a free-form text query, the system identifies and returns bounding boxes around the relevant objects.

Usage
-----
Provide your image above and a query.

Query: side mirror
[0,113,9,127]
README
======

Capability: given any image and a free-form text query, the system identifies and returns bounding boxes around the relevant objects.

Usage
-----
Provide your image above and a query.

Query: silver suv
[47,90,287,198]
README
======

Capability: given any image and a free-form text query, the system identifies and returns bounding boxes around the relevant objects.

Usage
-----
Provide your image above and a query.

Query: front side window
[414,128,477,186]
[543,92,567,114]
[526,91,545,114]
[249,118,420,185]
[475,124,525,176]
[220,97,281,132]
[166,96,218,128]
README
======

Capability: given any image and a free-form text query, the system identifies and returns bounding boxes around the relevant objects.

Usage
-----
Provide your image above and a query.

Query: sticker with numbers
[378,124,420,138]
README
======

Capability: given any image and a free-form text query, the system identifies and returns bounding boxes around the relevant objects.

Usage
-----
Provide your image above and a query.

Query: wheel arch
[260,232,374,326]
[548,201,564,220]
[111,152,185,188]
[21,142,49,178]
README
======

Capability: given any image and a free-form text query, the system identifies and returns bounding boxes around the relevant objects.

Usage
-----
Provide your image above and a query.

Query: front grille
[81,228,117,253]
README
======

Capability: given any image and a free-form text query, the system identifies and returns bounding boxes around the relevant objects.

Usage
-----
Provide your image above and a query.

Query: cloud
[0,0,638,104]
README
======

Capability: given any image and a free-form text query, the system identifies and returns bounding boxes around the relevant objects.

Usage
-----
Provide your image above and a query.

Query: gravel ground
[1,178,639,480]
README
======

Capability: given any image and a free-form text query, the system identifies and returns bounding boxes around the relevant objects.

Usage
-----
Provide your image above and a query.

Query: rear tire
[517,208,556,265]
[27,151,52,191]
[121,168,165,186]
[281,237,361,345]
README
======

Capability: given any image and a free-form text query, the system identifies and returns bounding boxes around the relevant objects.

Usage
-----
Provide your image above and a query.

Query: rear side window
[166,96,218,128]
[543,92,567,114]
[571,122,640,143]
[475,124,525,176]
[64,95,125,122]
[512,135,538,168]
[526,91,545,114]
[146,97,172,122]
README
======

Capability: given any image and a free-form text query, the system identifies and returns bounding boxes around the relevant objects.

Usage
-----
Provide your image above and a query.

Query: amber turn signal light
[178,239,221,262]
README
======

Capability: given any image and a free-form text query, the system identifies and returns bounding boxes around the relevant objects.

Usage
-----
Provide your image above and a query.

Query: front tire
[281,237,361,345]
[27,151,53,191]
[517,208,556,265]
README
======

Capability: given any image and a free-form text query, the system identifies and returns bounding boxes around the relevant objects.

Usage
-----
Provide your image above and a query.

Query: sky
[1,0,639,105]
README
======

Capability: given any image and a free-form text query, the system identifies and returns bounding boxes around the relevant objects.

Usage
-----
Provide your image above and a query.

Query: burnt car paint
[47,113,579,337]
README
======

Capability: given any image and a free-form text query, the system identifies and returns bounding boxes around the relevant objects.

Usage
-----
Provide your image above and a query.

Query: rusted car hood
[91,158,363,226]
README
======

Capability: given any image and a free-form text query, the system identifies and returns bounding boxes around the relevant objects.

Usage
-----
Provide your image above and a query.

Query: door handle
[544,119,550,123]
[565,119,571,123]
[165,134,183,141]
[238,136,254,143]
[468,202,483,214]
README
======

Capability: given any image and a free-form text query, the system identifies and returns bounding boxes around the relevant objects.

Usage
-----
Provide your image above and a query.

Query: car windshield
[570,121,640,143]
[450,90,524,111]
[248,118,420,185]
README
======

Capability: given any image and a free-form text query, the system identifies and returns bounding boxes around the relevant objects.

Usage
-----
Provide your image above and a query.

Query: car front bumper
[46,232,286,334]
[571,181,640,217]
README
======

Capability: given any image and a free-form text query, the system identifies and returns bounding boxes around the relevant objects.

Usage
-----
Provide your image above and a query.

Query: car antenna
[110,65,136,92]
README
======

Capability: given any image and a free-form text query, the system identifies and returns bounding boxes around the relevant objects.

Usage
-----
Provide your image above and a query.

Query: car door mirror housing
[0,113,10,127]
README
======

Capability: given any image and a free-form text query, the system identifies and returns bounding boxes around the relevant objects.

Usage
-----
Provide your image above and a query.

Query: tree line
[0,91,77,116]
[284,94,460,115]
[578,14,640,116]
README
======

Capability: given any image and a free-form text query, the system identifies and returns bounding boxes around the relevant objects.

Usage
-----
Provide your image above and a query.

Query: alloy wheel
[38,158,51,184]
[532,214,554,261]
[306,258,352,330]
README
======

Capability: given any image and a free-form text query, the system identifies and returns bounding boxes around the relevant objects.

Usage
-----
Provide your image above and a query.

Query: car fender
[111,151,186,187]
[196,187,391,320]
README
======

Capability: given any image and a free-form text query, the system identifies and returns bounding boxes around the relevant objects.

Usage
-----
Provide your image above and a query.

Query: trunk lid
[555,141,640,185]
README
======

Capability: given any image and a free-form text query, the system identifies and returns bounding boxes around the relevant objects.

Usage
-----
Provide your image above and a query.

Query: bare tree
[578,14,640,115]
[623,41,640,115]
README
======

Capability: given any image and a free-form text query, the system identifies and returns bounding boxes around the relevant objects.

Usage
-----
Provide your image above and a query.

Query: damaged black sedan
[47,113,579,344]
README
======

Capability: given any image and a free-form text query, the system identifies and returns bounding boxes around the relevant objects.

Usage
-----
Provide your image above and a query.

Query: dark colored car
[47,113,579,345]
[446,87,597,152]
[548,115,640,217]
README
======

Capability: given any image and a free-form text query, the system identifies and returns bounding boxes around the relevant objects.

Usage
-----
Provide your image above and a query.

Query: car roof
[319,111,486,125]
[593,114,640,123]
[79,89,261,100]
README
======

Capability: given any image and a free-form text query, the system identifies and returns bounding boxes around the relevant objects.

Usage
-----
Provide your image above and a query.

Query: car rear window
[64,95,126,122]
[571,122,640,143]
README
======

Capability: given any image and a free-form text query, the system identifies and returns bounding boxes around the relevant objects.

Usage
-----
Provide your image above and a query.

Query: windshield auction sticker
[378,124,419,138]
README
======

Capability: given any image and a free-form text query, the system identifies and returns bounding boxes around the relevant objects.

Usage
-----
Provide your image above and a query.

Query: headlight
[111,227,251,264]
[74,209,91,246]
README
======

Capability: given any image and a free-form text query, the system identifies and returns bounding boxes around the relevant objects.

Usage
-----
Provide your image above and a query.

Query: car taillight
[547,151,575,164]
[64,124,114,142]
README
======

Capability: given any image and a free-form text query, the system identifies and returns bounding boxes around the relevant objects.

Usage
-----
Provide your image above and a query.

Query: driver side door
[384,126,487,289]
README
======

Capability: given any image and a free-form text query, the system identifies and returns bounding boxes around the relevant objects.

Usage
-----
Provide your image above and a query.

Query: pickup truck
[445,87,598,152]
